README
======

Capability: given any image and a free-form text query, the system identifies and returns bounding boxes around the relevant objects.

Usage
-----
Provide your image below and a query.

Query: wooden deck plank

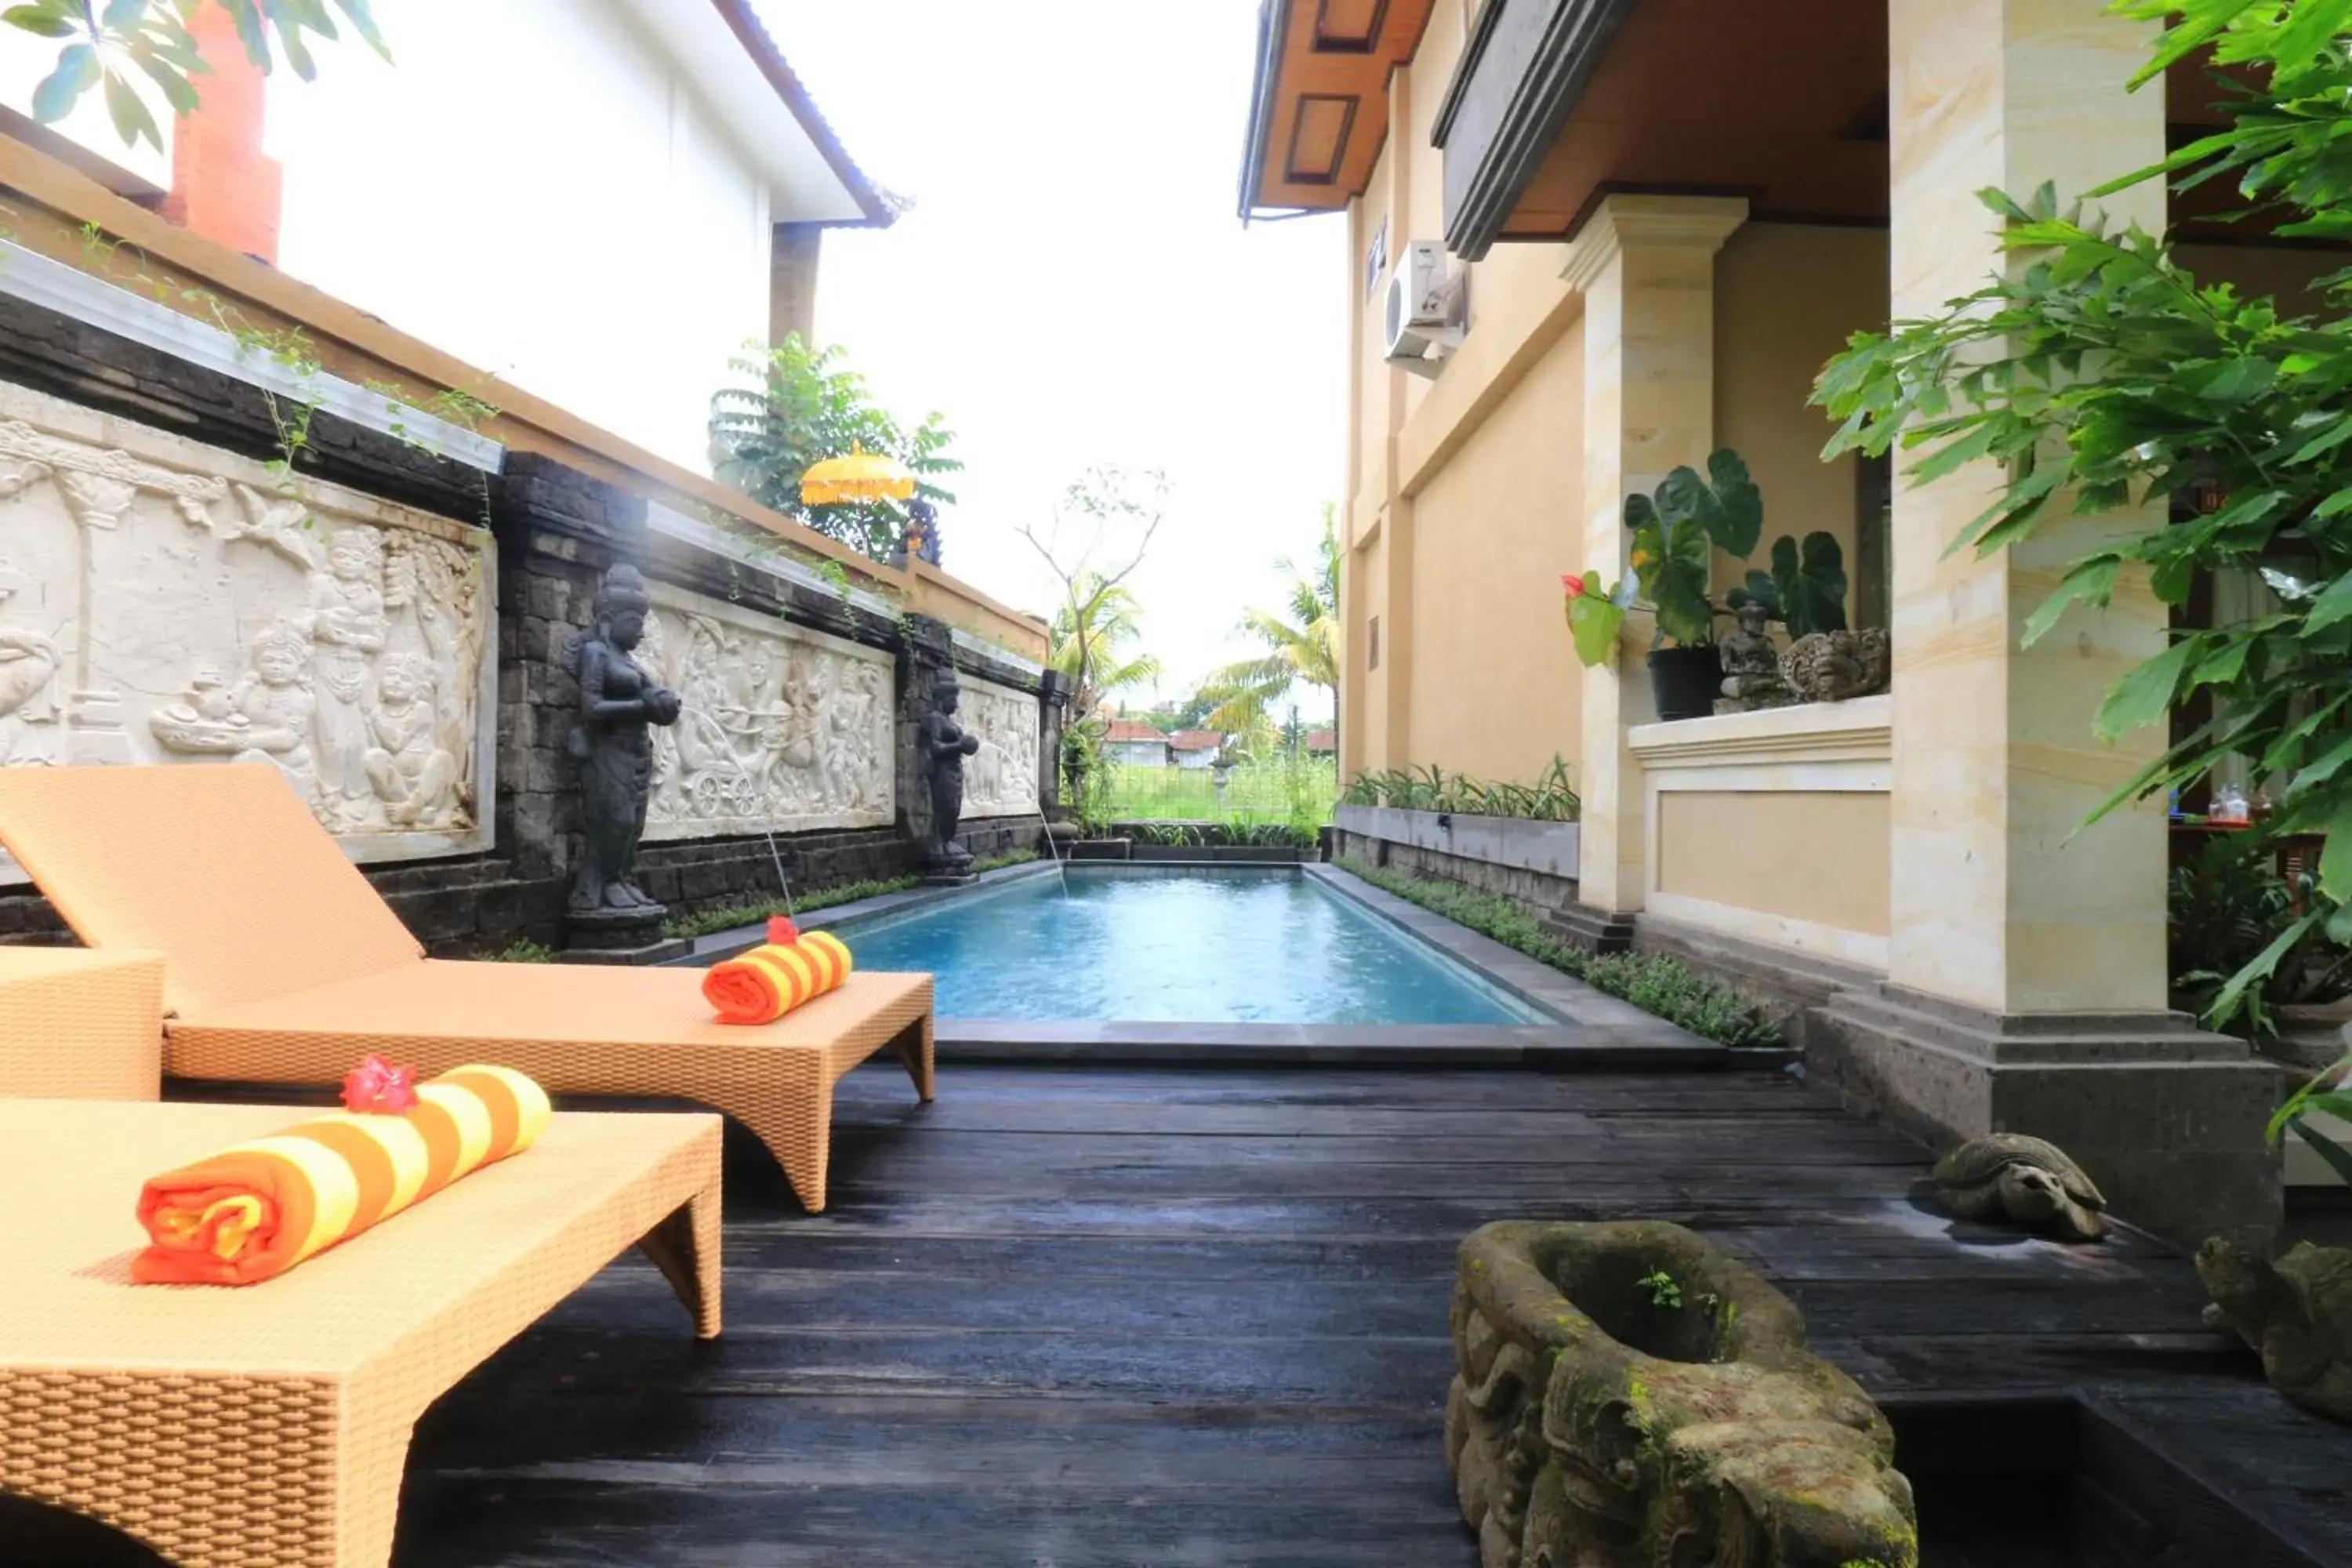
[25,1062,2344,1566]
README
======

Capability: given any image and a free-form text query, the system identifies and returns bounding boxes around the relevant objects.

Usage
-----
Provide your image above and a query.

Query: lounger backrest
[0,765,423,1015]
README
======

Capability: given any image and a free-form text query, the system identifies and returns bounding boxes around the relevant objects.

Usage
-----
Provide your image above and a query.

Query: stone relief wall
[957,673,1043,819]
[635,582,897,840]
[0,382,494,884]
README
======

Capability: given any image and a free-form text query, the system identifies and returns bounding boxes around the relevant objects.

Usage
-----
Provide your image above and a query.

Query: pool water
[822,868,1545,1025]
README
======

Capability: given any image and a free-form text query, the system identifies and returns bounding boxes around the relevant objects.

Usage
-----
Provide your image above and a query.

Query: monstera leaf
[1622,498,1718,648]
[1726,532,1849,639]
[1653,449,1764,561]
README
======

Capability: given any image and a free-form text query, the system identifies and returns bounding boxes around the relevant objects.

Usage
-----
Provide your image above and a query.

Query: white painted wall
[264,0,777,474]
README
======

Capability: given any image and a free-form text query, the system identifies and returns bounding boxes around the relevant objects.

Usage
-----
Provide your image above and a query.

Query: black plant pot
[1648,645,1723,723]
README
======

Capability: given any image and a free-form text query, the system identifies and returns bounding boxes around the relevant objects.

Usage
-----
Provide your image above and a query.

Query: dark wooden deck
[16,1062,2352,1566]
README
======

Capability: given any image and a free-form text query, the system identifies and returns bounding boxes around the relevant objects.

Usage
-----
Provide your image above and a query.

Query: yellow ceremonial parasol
[800,443,917,506]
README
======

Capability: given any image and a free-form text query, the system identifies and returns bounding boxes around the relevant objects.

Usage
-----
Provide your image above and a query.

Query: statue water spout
[920,668,981,875]
[567,564,682,916]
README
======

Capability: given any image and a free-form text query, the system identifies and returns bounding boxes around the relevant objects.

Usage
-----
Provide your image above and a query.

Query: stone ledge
[1629,694,1891,767]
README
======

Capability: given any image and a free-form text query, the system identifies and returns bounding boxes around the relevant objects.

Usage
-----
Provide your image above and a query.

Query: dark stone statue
[1715,599,1794,714]
[566,564,682,916]
[919,668,981,873]
[905,499,942,568]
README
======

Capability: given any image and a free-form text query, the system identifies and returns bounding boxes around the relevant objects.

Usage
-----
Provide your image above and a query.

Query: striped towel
[132,1065,552,1286]
[702,916,855,1025]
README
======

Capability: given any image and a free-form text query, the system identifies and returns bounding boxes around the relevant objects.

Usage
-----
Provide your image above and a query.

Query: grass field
[1096,760,1339,826]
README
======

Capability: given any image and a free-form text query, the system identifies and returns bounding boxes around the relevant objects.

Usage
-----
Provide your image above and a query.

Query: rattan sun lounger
[0,765,935,1212]
[0,1098,721,1568]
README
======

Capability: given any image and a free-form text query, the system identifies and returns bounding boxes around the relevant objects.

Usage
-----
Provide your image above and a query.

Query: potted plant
[1564,449,1847,720]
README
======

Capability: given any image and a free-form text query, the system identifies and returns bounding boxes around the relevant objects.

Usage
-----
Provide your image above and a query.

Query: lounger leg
[636,1184,724,1340]
[891,1014,936,1102]
[713,1079,834,1214]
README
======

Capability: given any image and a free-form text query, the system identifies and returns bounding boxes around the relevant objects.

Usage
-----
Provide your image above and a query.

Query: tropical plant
[1022,466,1169,821]
[1566,448,1846,666]
[5,0,385,150]
[1197,502,1341,739]
[1343,860,1784,1047]
[2169,831,2352,1039]
[1340,757,1580,822]
[709,336,960,562]
[1807,0,2352,1051]
[1051,575,1163,721]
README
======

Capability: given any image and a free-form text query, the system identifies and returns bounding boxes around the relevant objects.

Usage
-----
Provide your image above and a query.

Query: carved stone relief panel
[957,672,1042,819]
[635,581,897,840]
[0,380,495,884]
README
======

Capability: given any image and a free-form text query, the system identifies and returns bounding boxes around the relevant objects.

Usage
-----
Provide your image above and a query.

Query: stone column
[1823,0,2278,1249]
[1036,670,1073,817]
[1563,194,1748,923]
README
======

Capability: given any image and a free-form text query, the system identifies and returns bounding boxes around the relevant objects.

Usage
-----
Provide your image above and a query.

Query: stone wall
[0,285,1055,957]
[1331,828,1581,913]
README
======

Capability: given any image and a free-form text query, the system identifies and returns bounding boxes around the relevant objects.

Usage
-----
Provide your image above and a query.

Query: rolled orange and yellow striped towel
[132,1064,552,1287]
[702,916,854,1025]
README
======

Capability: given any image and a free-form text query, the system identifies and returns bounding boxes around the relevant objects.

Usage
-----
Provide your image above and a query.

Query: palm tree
[1197,503,1340,742]
[1051,574,1163,728]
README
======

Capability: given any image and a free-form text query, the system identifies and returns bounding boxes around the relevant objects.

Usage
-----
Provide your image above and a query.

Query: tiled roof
[1171,730,1224,752]
[1304,728,1338,752]
[1104,720,1167,743]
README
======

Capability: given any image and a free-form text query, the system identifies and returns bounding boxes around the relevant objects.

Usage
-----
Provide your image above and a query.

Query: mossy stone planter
[1446,1220,1917,1568]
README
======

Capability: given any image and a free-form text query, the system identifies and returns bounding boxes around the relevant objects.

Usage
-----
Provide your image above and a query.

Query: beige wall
[1405,315,1587,782]
[1713,223,1890,619]
[1656,789,1892,936]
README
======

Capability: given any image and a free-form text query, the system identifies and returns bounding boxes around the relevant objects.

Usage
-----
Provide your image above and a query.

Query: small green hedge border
[1340,859,1784,1049]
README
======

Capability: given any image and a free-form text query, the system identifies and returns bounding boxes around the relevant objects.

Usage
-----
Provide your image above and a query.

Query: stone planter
[1127,844,1306,864]
[1067,839,1131,861]
[1446,1220,1915,1568]
[1333,804,1580,882]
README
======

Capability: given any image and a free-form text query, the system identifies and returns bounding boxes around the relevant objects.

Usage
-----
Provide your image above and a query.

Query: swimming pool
[819,866,1548,1025]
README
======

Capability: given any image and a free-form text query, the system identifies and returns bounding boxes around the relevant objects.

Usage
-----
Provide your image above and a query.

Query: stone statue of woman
[919,668,982,873]
[566,564,682,916]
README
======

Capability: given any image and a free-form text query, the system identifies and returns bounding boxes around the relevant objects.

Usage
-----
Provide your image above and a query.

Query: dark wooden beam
[1433,0,1639,260]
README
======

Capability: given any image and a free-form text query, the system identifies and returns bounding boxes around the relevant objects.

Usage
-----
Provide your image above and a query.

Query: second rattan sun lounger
[0,764,934,1212]
[0,1098,721,1568]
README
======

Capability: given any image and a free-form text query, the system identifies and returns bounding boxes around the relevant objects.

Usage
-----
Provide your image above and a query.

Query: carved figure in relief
[567,565,681,915]
[305,527,394,826]
[0,567,60,766]
[225,622,318,797]
[363,653,460,828]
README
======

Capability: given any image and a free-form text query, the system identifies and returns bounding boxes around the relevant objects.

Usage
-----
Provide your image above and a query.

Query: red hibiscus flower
[341,1054,420,1115]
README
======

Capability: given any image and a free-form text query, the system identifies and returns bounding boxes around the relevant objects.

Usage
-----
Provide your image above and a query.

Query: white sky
[760,0,1345,715]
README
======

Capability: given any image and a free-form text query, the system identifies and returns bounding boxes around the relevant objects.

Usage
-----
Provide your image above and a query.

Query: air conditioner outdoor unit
[1382,240,1465,377]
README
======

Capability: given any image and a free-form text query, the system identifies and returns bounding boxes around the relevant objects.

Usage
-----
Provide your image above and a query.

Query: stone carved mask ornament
[1446,1221,1917,1568]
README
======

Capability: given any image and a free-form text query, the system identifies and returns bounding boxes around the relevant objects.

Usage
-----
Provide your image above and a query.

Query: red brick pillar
[161,5,282,263]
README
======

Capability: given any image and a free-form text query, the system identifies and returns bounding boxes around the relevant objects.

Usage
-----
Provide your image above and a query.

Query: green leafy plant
[709,335,960,562]
[1566,448,1846,664]
[475,938,557,964]
[1339,757,1580,822]
[1808,2,2352,1028]
[1637,1269,1683,1309]
[1341,859,1784,1047]
[2269,1049,2352,1184]
[2169,831,2352,1039]
[1196,503,1341,737]
[6,0,387,151]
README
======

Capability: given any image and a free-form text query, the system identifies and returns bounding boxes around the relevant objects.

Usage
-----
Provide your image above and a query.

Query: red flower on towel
[341,1054,419,1115]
